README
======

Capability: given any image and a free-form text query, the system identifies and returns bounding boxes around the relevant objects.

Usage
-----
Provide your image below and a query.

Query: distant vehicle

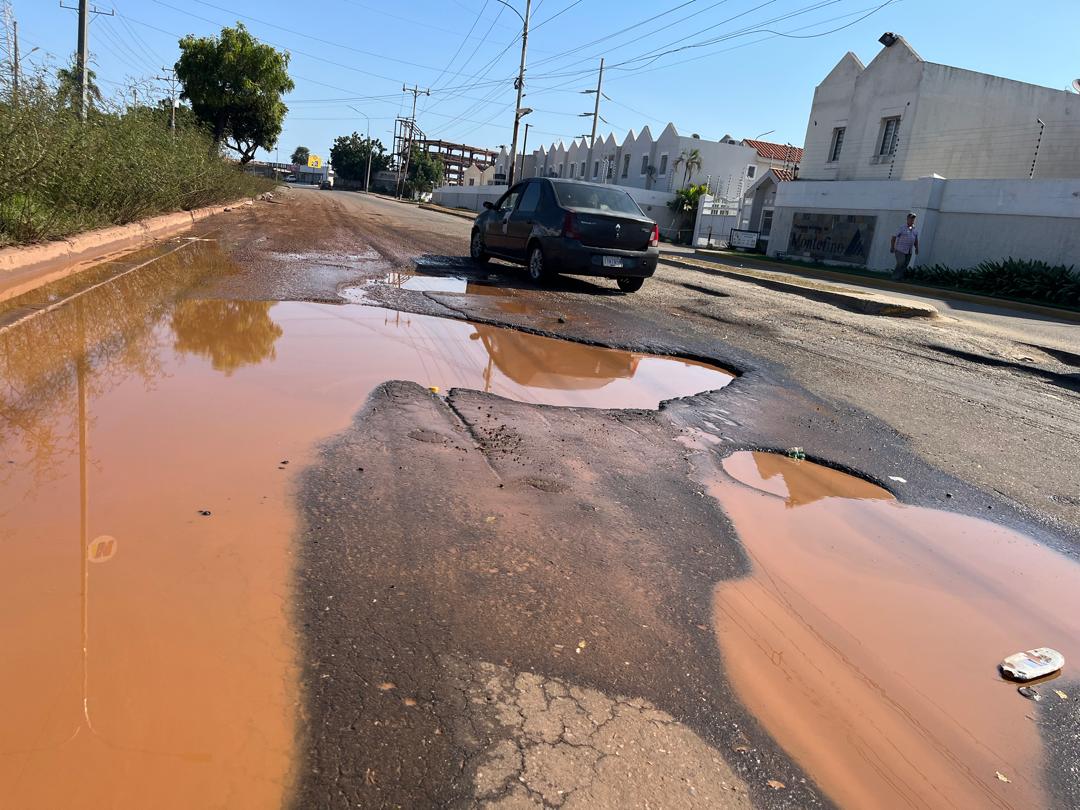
[284,174,298,183]
[319,179,332,189]
[470,178,659,292]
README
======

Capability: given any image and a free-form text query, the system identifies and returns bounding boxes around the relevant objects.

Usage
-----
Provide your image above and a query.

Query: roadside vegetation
[0,22,288,247]
[908,259,1079,309]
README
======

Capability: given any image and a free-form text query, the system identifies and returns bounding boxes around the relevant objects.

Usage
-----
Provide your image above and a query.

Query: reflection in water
[171,299,283,375]
[710,451,1080,809]
[733,450,891,508]
[0,258,732,807]
[473,324,639,390]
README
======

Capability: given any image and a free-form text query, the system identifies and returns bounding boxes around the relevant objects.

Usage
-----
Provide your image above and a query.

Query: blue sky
[11,0,1080,162]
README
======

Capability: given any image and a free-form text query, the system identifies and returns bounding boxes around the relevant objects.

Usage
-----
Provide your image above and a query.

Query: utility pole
[518,122,530,179]
[584,58,604,182]
[505,0,531,187]
[397,83,430,198]
[77,0,89,120]
[11,19,18,100]
[61,0,113,122]
[156,67,180,131]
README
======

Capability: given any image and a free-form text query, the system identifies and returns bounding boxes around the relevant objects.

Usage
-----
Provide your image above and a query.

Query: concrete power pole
[584,58,604,183]
[398,84,430,198]
[506,0,532,188]
[156,66,180,131]
[76,0,89,121]
[11,18,18,100]
[61,0,112,121]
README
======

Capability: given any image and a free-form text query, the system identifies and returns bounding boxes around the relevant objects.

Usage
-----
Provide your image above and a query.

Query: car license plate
[602,255,624,268]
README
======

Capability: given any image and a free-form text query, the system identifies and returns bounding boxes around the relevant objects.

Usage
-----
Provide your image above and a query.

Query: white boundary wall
[768,177,1080,270]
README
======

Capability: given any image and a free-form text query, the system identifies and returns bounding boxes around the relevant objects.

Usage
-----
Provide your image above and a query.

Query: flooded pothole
[0,256,732,806]
[707,450,1080,809]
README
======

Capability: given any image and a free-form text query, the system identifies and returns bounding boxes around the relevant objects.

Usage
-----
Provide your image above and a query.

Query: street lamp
[350,106,374,192]
[495,0,532,187]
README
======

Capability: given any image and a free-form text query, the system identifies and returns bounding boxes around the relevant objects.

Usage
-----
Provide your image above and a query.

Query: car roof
[544,178,631,192]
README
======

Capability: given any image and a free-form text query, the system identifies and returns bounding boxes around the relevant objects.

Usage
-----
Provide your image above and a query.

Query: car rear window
[550,182,643,215]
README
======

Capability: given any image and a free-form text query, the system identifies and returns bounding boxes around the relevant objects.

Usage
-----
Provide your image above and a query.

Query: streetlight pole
[500,0,532,188]
[584,58,604,182]
[351,107,374,192]
[518,122,530,179]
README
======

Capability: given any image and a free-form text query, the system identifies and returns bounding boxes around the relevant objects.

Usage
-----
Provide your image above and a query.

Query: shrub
[0,75,272,246]
[907,258,1080,308]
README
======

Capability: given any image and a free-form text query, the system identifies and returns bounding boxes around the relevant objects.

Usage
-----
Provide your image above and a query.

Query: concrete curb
[0,198,254,303]
[418,203,477,221]
[660,255,939,319]
[681,249,1080,324]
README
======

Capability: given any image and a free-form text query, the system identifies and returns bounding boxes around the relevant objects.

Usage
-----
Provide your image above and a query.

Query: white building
[522,123,778,199]
[461,162,495,187]
[801,33,1080,181]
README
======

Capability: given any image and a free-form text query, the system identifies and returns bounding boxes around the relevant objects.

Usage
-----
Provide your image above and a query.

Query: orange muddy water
[0,241,731,808]
[709,451,1080,810]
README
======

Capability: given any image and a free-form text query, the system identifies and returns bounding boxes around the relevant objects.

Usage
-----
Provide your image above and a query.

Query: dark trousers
[893,250,912,280]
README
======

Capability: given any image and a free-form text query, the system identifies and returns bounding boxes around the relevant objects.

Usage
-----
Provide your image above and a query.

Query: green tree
[673,148,703,188]
[170,299,283,375]
[330,132,389,187]
[404,147,443,197]
[175,23,294,164]
[667,183,708,244]
[290,145,310,165]
[56,61,103,111]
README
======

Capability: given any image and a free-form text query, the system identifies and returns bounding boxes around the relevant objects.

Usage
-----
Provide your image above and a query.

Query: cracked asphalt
[7,185,1076,808]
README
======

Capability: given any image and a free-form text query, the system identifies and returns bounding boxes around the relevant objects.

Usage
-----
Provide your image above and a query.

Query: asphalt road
[3,186,1078,809]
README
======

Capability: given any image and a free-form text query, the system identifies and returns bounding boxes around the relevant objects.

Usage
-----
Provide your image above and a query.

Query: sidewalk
[659,253,938,319]
[660,249,1080,347]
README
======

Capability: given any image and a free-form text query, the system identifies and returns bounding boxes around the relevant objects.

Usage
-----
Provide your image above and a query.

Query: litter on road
[999,648,1065,681]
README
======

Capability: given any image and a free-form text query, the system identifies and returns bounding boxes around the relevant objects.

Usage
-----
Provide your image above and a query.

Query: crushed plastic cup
[999,647,1065,682]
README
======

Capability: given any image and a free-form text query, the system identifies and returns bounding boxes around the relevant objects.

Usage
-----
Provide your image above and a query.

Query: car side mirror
[483,201,495,210]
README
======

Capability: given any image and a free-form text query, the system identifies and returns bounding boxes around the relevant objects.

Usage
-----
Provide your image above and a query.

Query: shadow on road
[414,253,625,296]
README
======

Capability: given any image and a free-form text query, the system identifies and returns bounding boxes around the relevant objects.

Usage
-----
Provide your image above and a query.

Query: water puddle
[708,451,1080,809]
[0,242,731,807]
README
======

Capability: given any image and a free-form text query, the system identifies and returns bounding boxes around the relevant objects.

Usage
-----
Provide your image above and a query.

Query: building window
[640,155,649,175]
[580,161,586,177]
[761,209,773,236]
[569,163,575,178]
[622,154,630,178]
[468,178,475,186]
[877,116,900,157]
[828,126,845,162]
[746,165,757,179]
[593,160,599,177]
[557,164,563,177]
[658,154,668,176]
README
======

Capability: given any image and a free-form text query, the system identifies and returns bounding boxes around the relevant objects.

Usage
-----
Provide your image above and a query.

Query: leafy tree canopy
[290,145,310,165]
[175,23,294,164]
[330,132,389,186]
[56,60,103,112]
[405,147,444,197]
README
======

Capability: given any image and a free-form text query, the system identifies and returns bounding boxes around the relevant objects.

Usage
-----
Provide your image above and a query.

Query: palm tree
[56,60,103,111]
[673,148,703,188]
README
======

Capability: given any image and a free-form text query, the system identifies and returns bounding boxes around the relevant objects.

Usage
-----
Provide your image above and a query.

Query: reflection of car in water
[471,323,640,389]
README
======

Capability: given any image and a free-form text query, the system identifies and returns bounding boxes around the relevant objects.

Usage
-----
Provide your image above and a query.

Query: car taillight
[649,223,659,247]
[562,212,580,240]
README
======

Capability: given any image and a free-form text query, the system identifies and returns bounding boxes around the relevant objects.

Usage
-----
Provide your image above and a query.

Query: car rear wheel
[617,277,645,293]
[470,229,489,263]
[528,244,549,284]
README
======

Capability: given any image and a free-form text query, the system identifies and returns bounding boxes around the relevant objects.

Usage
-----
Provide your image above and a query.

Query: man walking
[890,212,919,280]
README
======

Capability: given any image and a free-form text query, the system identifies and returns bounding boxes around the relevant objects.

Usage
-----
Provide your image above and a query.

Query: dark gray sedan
[470,178,660,292]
